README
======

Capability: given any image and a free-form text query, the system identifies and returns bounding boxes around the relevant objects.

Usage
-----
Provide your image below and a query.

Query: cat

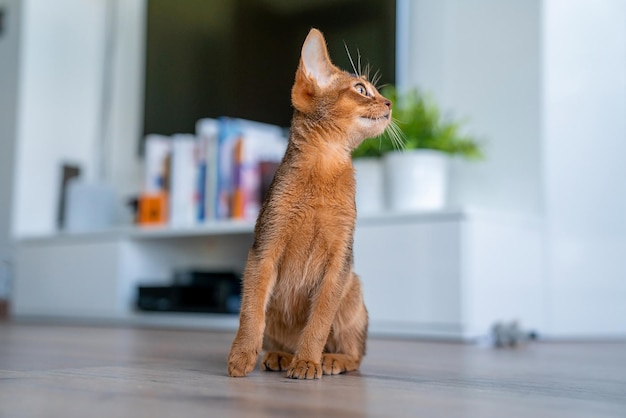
[227,28,392,380]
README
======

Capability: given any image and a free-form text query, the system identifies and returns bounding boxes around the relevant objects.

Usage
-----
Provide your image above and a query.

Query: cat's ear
[292,29,336,113]
[300,29,335,88]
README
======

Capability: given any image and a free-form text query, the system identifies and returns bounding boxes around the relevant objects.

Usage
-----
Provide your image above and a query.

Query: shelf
[17,220,256,244]
[129,220,256,239]
[15,208,541,245]
[16,210,462,242]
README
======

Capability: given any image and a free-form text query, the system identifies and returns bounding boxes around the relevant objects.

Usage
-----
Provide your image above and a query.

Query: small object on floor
[491,321,538,348]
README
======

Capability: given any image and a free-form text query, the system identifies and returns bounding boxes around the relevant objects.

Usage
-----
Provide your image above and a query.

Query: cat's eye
[354,83,369,96]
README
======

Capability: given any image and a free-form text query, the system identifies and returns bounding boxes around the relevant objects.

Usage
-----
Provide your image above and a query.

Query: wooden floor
[1,322,625,418]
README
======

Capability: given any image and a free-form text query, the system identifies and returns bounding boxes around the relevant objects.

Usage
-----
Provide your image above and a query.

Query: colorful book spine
[216,118,241,220]
[229,125,287,221]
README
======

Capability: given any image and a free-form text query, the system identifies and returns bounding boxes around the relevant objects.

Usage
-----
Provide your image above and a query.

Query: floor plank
[0,322,624,417]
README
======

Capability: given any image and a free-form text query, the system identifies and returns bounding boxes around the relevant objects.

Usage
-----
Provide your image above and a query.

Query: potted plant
[353,86,483,211]
[351,136,387,214]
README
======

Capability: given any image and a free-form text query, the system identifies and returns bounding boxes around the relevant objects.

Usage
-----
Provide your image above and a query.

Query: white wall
[12,0,107,237]
[402,0,543,215]
[543,0,626,335]
[0,0,20,297]
[11,0,146,238]
[403,0,626,336]
[106,0,145,200]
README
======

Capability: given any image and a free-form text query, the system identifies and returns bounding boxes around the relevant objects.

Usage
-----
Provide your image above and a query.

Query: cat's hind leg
[322,326,366,375]
[261,351,294,371]
[323,272,368,376]
[261,335,294,372]
[321,353,361,375]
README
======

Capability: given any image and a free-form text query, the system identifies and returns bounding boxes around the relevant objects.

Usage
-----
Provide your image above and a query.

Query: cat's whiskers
[365,62,374,83]
[343,43,359,77]
[363,117,405,154]
[387,118,406,151]
[371,70,382,88]
[344,44,382,85]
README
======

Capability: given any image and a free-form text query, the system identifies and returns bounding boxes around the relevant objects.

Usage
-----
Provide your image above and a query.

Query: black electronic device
[137,270,241,314]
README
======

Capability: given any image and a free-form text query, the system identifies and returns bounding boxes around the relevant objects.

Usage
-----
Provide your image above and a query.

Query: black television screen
[143,0,396,138]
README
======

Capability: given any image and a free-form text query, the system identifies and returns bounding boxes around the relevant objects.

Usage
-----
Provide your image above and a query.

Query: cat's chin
[357,115,391,136]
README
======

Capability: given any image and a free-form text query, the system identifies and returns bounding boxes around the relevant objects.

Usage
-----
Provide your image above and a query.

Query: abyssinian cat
[227,28,392,379]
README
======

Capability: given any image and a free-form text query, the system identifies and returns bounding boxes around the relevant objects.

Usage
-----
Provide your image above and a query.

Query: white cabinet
[12,210,544,340]
[355,216,463,336]
[13,223,253,330]
[355,211,544,339]
[15,238,127,317]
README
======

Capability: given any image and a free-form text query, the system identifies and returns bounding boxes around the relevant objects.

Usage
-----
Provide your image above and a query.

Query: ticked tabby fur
[227,28,392,379]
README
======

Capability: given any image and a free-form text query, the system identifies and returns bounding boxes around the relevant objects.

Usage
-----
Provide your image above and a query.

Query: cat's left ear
[300,29,336,88]
[292,29,337,113]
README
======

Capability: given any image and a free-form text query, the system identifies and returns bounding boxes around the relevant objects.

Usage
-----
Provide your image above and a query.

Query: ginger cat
[227,28,392,379]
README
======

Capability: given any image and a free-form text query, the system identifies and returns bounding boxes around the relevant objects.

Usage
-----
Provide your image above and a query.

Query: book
[196,118,219,222]
[169,134,198,228]
[143,134,171,194]
[140,134,172,226]
[231,129,287,221]
[215,118,285,220]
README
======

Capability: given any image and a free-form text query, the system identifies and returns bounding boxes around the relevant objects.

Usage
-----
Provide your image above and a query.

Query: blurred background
[0,0,624,339]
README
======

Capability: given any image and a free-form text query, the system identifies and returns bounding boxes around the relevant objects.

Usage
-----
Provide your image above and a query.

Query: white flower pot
[353,157,384,214]
[384,149,449,211]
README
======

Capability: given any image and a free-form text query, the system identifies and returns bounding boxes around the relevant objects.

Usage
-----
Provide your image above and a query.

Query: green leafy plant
[352,86,484,160]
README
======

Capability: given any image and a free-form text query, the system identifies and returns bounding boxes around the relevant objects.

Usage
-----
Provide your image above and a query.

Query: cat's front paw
[227,349,258,377]
[286,359,322,380]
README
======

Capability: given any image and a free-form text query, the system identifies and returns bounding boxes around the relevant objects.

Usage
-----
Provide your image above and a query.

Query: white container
[353,157,384,214]
[384,149,449,211]
[64,180,117,232]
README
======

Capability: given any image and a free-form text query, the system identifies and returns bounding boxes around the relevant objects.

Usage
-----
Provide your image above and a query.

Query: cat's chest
[275,216,350,293]
[299,162,355,205]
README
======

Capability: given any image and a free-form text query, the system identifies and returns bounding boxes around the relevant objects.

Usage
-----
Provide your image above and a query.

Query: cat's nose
[384,100,392,109]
